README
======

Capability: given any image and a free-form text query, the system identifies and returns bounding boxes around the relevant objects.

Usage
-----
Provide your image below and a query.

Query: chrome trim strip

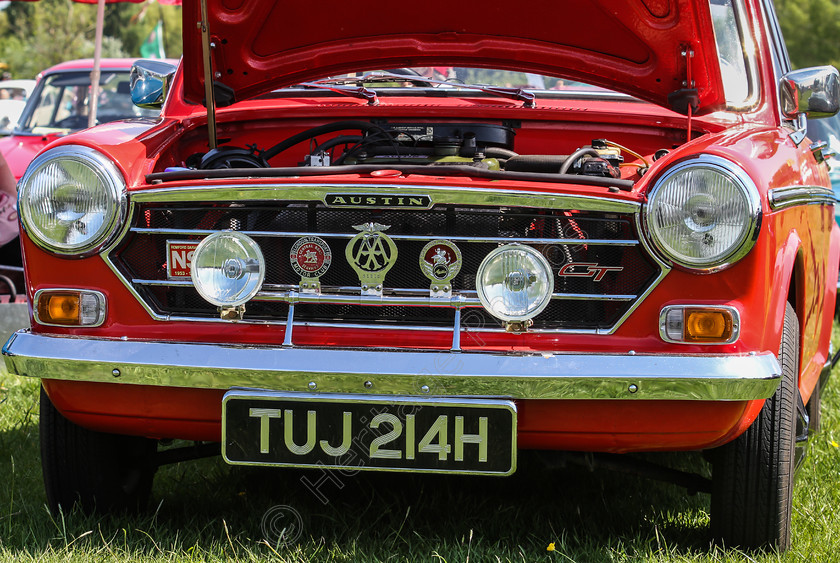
[221,390,517,476]
[724,0,760,111]
[264,285,637,302]
[272,292,639,304]
[658,305,741,345]
[254,291,636,306]
[131,286,636,307]
[128,280,637,303]
[133,279,194,287]
[768,185,836,210]
[129,227,639,247]
[128,183,642,214]
[3,331,781,401]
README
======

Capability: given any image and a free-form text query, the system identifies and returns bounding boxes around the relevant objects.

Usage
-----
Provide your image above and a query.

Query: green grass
[3,334,840,562]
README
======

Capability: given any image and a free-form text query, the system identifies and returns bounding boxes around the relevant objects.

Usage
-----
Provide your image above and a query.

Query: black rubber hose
[147,164,635,191]
[504,155,570,173]
[312,135,364,154]
[485,147,519,159]
[262,121,393,161]
[559,147,601,175]
[358,145,437,156]
[332,129,409,166]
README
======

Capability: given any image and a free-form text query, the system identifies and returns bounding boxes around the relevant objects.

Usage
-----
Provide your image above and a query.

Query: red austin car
[4,0,839,551]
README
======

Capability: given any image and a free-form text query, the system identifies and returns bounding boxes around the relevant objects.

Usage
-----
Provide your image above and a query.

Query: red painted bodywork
[180,0,727,114]
[43,379,761,453]
[19,0,840,455]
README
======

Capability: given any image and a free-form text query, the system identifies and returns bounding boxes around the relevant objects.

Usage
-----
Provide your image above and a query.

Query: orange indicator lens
[38,292,81,325]
[684,309,732,342]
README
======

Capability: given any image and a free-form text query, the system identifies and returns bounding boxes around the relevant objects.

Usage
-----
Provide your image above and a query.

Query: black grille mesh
[112,202,661,330]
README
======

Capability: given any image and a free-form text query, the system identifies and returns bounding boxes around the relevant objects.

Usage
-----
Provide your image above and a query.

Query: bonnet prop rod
[198,0,218,149]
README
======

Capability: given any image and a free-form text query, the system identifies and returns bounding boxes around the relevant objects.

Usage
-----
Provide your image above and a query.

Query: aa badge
[345,223,398,296]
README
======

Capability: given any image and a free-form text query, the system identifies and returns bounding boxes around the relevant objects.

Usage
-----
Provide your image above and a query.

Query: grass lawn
[2,331,840,562]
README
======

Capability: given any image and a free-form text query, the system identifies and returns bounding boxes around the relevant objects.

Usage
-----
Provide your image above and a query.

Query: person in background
[0,152,20,266]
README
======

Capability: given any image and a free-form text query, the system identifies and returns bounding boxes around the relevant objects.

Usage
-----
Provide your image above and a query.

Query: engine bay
[184,120,659,185]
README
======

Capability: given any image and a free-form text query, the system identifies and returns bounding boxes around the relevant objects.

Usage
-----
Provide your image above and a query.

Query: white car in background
[0,79,36,135]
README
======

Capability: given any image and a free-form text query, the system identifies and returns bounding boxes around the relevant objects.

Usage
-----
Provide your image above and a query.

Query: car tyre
[40,386,157,515]
[711,302,798,551]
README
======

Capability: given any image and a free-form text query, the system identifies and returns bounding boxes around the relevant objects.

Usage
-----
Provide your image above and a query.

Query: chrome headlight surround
[643,155,761,272]
[18,145,126,257]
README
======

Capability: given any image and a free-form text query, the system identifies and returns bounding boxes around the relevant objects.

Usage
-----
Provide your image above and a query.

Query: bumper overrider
[3,330,782,400]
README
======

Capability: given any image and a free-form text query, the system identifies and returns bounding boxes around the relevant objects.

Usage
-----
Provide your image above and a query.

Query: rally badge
[290,236,332,293]
[419,240,462,297]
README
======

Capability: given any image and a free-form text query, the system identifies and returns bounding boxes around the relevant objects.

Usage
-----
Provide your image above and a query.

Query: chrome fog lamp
[18,146,126,256]
[476,244,554,324]
[644,155,761,272]
[191,231,265,307]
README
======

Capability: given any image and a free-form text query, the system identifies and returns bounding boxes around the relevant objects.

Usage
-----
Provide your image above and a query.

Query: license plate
[222,391,517,475]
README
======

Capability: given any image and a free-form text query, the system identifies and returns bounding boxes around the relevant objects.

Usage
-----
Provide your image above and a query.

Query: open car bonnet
[181,0,727,115]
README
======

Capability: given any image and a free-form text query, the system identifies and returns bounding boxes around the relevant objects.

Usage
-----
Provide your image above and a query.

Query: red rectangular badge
[166,241,199,279]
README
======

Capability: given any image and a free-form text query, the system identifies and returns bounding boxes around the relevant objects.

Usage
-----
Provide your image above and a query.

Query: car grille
[108,190,665,334]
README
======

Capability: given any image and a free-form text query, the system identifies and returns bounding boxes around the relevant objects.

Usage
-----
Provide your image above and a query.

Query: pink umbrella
[12,0,179,127]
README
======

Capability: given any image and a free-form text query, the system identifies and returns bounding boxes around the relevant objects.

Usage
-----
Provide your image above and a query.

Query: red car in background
[3,0,839,552]
[0,59,169,295]
[0,58,166,181]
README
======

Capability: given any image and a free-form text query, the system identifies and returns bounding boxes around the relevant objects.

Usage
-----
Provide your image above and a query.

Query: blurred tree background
[0,0,181,79]
[777,0,840,70]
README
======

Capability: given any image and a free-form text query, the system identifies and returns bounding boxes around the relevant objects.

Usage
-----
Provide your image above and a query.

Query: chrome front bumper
[2,330,781,401]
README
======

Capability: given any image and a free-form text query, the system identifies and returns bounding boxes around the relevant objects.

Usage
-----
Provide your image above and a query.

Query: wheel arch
[772,230,805,388]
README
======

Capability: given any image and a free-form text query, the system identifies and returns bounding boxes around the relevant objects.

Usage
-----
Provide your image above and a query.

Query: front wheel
[40,386,158,515]
[710,302,798,551]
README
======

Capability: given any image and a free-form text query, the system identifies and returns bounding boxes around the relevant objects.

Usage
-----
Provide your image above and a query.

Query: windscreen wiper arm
[312,73,536,108]
[297,82,379,105]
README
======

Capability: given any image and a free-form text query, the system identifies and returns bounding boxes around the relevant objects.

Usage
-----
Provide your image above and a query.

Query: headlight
[644,155,761,271]
[18,146,126,256]
[475,244,554,322]
[191,231,265,307]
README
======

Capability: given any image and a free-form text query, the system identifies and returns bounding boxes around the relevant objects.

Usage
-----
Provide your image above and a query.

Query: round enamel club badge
[420,240,462,290]
[290,236,332,279]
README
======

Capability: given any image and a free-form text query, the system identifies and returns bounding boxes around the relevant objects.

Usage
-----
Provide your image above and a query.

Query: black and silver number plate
[222,391,517,475]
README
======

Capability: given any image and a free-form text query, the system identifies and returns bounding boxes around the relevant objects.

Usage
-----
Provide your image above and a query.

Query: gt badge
[419,240,462,297]
[345,223,398,296]
[557,262,623,282]
[290,236,332,293]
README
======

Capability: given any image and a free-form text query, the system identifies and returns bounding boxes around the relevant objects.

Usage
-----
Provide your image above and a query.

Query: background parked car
[0,58,173,290]
[806,114,840,317]
[807,113,840,225]
[0,79,35,136]
[0,59,170,181]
